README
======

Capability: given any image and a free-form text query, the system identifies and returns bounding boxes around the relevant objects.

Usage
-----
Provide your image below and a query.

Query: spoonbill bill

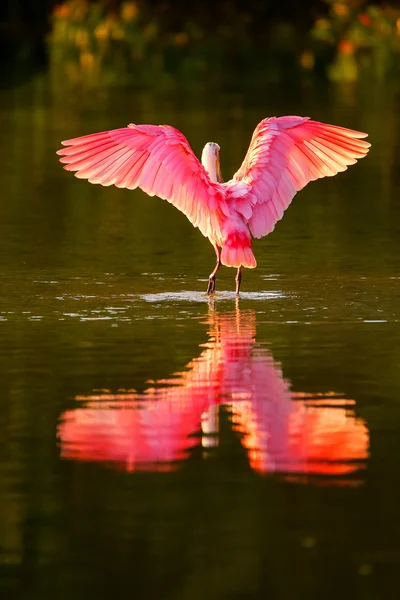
[57,116,370,294]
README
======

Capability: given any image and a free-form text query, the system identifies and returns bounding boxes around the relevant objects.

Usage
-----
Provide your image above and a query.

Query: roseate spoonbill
[57,116,370,294]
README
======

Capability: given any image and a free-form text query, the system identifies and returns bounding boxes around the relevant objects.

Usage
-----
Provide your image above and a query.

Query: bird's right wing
[232,116,370,238]
[57,124,228,240]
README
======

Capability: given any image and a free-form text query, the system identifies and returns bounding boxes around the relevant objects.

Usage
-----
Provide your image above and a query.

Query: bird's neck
[201,145,219,183]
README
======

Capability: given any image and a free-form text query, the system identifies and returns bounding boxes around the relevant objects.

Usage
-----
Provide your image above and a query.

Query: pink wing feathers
[233,116,371,239]
[57,124,227,242]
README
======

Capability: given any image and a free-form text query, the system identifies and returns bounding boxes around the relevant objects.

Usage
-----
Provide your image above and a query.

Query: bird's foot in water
[235,267,242,296]
[207,275,216,294]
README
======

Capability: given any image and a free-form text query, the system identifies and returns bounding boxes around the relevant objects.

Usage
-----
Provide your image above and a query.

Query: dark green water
[0,76,399,599]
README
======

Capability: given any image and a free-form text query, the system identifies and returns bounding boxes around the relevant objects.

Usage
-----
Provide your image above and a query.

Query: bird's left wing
[232,116,370,238]
[57,124,227,240]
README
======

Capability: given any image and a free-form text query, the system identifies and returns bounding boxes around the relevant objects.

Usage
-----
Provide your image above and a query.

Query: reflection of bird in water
[57,117,370,294]
[58,303,369,484]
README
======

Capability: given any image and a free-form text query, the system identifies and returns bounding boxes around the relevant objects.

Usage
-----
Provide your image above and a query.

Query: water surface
[0,77,399,599]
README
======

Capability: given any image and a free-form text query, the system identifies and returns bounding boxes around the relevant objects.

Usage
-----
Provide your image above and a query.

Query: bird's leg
[235,267,242,295]
[207,246,221,294]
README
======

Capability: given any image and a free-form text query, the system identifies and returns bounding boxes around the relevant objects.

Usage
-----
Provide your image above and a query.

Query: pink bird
[57,116,370,294]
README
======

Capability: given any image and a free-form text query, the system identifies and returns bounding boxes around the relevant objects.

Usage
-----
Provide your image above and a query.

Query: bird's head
[201,142,223,183]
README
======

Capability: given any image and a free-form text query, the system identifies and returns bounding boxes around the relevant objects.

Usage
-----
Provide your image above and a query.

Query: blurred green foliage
[308,0,400,81]
[49,0,254,86]
[51,1,163,84]
[49,0,400,85]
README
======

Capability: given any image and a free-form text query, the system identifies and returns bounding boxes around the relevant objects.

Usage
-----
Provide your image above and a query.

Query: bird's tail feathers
[221,232,256,269]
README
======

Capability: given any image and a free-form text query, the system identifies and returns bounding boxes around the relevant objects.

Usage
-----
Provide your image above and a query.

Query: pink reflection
[58,306,369,482]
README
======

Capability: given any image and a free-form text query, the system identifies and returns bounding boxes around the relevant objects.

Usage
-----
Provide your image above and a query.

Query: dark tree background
[0,0,393,79]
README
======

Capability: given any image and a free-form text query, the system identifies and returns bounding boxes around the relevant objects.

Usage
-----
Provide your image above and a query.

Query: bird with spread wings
[57,116,370,294]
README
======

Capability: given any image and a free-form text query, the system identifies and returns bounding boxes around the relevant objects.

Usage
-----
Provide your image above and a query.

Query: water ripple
[139,290,285,303]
